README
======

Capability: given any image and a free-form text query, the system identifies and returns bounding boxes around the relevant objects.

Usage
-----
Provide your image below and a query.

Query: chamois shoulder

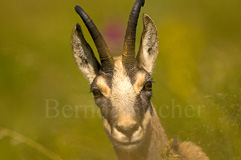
[177,142,209,160]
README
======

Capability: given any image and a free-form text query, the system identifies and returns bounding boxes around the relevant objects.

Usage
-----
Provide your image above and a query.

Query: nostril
[116,123,139,138]
[130,124,139,133]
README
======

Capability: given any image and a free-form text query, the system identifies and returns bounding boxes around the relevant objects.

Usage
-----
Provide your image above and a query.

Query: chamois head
[72,0,159,150]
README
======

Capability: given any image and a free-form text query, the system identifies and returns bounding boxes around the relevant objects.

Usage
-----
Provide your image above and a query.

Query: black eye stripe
[90,71,113,94]
[92,89,102,98]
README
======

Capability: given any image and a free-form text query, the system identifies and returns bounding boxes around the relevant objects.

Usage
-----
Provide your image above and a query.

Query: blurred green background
[0,0,240,159]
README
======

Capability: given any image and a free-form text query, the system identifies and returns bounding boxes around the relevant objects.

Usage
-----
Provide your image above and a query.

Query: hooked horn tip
[74,5,81,12]
[75,5,84,17]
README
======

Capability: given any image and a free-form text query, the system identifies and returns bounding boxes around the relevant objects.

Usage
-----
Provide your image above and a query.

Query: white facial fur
[93,57,152,149]
[72,14,159,150]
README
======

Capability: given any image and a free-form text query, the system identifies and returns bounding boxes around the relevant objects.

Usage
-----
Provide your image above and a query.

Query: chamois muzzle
[75,5,114,73]
[122,0,145,69]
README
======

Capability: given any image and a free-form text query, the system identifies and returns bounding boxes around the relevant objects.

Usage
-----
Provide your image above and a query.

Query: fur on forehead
[109,56,151,85]
[91,56,152,91]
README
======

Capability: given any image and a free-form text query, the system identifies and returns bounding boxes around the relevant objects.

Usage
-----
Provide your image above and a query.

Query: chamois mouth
[114,139,142,148]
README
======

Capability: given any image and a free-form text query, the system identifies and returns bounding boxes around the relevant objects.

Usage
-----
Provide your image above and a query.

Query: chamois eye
[92,89,101,98]
[144,82,152,91]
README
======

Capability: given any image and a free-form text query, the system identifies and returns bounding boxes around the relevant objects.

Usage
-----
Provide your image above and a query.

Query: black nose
[116,123,139,138]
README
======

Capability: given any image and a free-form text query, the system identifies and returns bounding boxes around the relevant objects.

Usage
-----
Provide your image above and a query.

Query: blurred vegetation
[0,0,240,159]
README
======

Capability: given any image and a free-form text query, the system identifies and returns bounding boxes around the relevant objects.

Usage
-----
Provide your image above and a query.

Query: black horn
[122,0,145,69]
[75,5,114,73]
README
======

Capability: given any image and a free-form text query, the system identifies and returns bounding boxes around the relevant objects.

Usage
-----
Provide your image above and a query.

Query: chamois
[71,0,209,159]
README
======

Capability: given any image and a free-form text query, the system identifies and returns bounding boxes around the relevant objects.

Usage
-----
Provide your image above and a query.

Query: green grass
[0,0,241,159]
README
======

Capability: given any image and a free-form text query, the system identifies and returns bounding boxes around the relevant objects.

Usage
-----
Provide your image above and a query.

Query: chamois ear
[136,14,159,74]
[72,24,100,83]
